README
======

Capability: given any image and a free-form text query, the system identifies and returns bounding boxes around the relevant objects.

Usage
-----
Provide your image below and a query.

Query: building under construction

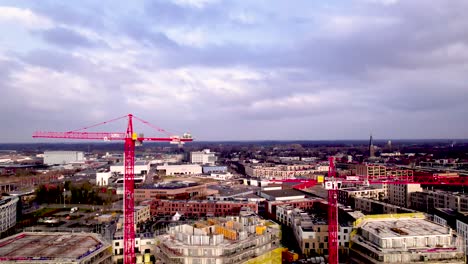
[0,232,112,264]
[349,214,465,263]
[155,209,281,264]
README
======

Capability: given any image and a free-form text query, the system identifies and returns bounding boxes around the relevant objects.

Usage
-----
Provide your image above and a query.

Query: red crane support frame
[33,114,193,264]
[327,157,339,264]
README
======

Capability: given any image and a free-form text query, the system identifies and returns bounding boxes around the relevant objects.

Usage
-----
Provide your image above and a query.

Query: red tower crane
[273,157,468,264]
[33,114,193,264]
[322,157,468,264]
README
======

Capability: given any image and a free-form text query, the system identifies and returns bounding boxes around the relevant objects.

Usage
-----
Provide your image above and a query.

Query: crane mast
[327,157,339,264]
[124,114,136,264]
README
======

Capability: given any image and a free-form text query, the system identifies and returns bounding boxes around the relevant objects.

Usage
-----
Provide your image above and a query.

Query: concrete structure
[96,172,111,186]
[354,197,417,214]
[43,151,84,165]
[356,164,386,178]
[150,199,258,217]
[155,210,281,264]
[0,195,18,234]
[191,149,217,165]
[156,164,202,176]
[134,181,215,202]
[245,163,315,180]
[349,214,465,263]
[0,232,112,263]
[388,183,422,207]
[338,187,385,206]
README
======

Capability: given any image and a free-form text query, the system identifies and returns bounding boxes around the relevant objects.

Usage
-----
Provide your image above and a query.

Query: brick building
[150,199,258,217]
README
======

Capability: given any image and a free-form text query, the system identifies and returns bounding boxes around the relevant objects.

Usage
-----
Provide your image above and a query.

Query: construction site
[0,232,112,263]
[349,214,466,263]
[155,209,282,264]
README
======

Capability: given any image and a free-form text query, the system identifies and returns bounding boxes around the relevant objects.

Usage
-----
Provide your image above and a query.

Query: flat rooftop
[261,189,305,198]
[0,232,106,261]
[362,218,450,239]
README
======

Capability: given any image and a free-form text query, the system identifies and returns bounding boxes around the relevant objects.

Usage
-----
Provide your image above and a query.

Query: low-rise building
[111,161,150,176]
[410,190,468,213]
[150,199,258,217]
[260,189,306,201]
[338,187,385,207]
[43,151,84,165]
[0,232,112,264]
[156,164,202,176]
[349,214,465,263]
[354,197,417,214]
[202,165,227,174]
[134,181,216,202]
[245,163,315,180]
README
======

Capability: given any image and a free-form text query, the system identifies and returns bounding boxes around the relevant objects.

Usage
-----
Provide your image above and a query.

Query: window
[115,242,120,246]
[344,229,349,233]
[305,242,309,249]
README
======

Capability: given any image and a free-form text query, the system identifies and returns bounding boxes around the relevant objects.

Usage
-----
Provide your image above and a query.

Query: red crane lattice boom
[33,114,193,264]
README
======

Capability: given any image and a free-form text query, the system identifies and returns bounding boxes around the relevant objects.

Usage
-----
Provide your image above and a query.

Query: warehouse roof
[0,232,107,262]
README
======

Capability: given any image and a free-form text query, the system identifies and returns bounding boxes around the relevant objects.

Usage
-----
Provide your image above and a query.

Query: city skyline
[1,0,468,142]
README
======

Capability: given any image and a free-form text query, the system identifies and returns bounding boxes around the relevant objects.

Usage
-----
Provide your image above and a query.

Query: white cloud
[318,15,400,37]
[172,0,219,9]
[10,66,104,111]
[0,6,53,29]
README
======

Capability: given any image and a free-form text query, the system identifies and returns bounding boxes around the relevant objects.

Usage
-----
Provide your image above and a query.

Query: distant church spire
[369,134,375,158]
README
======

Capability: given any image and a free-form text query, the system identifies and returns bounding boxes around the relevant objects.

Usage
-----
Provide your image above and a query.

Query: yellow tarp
[242,247,285,264]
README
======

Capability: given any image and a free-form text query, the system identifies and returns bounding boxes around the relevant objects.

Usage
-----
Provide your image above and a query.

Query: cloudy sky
[0,0,467,142]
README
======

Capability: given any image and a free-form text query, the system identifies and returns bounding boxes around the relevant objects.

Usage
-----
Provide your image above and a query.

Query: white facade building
[96,172,112,186]
[110,161,150,176]
[0,196,18,234]
[43,151,84,165]
[190,149,217,165]
[456,219,468,256]
[156,164,202,176]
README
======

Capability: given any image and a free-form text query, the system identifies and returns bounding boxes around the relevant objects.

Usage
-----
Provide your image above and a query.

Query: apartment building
[410,190,468,213]
[155,210,281,264]
[134,181,216,202]
[266,198,318,220]
[355,164,413,181]
[150,199,258,217]
[289,208,352,256]
[349,214,465,263]
[337,187,385,206]
[387,183,422,207]
[354,197,417,214]
[245,163,315,180]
